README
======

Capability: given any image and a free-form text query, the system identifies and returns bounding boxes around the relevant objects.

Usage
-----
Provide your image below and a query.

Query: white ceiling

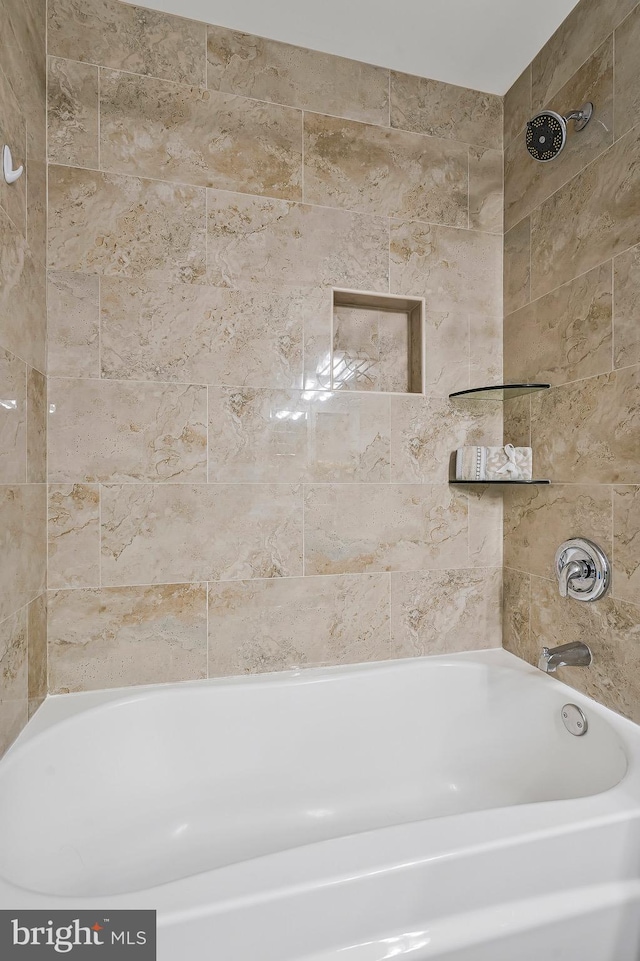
[122,0,581,95]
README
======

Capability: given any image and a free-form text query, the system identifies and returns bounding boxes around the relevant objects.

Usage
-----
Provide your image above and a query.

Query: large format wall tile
[206,26,389,125]
[304,484,468,575]
[48,57,99,168]
[48,584,208,693]
[0,208,46,372]
[208,574,391,676]
[100,71,303,200]
[504,263,613,386]
[0,485,46,623]
[390,72,502,149]
[614,243,640,369]
[613,486,640,604]
[207,189,389,290]
[468,487,503,569]
[208,388,391,483]
[48,484,100,589]
[504,66,531,148]
[503,217,530,316]
[390,568,501,655]
[530,124,640,298]
[469,147,503,234]
[502,566,533,663]
[48,379,207,483]
[0,349,26,484]
[0,608,28,758]
[101,484,303,585]
[28,591,47,717]
[48,166,207,284]
[0,62,27,236]
[47,271,100,378]
[26,366,46,483]
[48,0,207,86]
[303,112,468,226]
[615,5,640,140]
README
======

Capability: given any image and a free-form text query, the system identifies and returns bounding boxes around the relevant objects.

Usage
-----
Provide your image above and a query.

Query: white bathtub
[1,648,639,960]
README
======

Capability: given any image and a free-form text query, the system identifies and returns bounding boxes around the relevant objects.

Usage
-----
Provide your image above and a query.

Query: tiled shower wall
[503,0,640,723]
[0,0,47,756]
[45,0,503,694]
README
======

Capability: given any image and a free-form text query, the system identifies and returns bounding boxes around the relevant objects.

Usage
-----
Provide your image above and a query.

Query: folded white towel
[455,444,532,481]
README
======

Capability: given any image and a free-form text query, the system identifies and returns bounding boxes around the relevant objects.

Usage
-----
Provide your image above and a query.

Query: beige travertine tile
[469,147,503,234]
[613,486,640,604]
[101,484,303,585]
[505,39,614,232]
[502,567,533,663]
[100,278,324,389]
[208,388,390,483]
[48,0,207,86]
[470,313,503,387]
[614,243,640,368]
[615,5,640,140]
[206,26,389,125]
[48,378,207,483]
[47,271,100,378]
[468,487,503,568]
[503,395,531,448]
[26,155,47,267]
[48,583,208,693]
[0,63,26,236]
[0,208,46,372]
[303,484,468,575]
[390,568,501,656]
[0,0,46,170]
[390,396,501,484]
[530,575,640,725]
[26,366,46,483]
[48,166,207,285]
[0,349,26,484]
[208,574,391,676]
[303,112,468,227]
[207,189,389,291]
[531,367,640,483]
[27,592,47,715]
[504,262,613,386]
[390,72,502,149]
[530,124,640,299]
[503,484,613,579]
[390,220,502,316]
[332,307,410,393]
[48,57,99,167]
[531,0,637,110]
[0,485,46,622]
[504,65,531,148]
[0,608,28,758]
[48,484,100,589]
[100,70,303,200]
[504,217,531,315]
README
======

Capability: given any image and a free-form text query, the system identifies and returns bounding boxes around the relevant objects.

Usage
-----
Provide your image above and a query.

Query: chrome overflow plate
[555,537,610,602]
[561,703,588,736]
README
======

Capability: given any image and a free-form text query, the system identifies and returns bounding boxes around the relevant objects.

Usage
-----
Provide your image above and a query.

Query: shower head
[525,102,594,162]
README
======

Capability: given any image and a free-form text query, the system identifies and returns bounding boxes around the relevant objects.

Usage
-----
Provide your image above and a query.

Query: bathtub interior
[0,653,629,898]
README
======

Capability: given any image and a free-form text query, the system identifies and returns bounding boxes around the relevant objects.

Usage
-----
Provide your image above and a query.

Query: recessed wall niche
[330,290,425,394]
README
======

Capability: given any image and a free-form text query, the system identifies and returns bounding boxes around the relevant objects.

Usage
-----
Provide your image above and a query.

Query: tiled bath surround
[44,0,504,697]
[503,0,640,723]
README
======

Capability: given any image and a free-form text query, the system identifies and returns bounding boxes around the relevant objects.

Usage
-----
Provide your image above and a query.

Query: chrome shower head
[525,102,594,162]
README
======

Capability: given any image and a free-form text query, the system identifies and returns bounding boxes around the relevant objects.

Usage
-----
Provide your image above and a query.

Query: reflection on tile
[26,366,46,483]
[0,608,28,758]
[504,262,613,386]
[469,147,503,234]
[615,5,640,140]
[208,388,390,483]
[390,568,501,656]
[390,72,502,149]
[504,217,531,316]
[48,584,208,693]
[48,0,207,85]
[100,70,302,200]
[207,188,389,291]
[531,0,635,109]
[48,57,98,167]
[48,379,207,483]
[47,271,100,378]
[504,65,531,148]
[48,484,100,589]
[101,484,303,585]
[502,567,532,663]
[0,349,26,484]
[0,485,46,622]
[304,112,468,226]
[48,166,207,284]
[208,574,391,676]
[27,592,47,715]
[613,486,640,604]
[531,368,640,483]
[0,208,46,371]
[207,26,389,125]
[100,278,323,389]
[614,244,640,369]
[304,484,468,575]
[390,221,501,315]
[530,124,640,298]
[503,483,613,579]
[333,307,410,393]
[468,487,503,568]
[530,575,640,725]
[0,63,27,235]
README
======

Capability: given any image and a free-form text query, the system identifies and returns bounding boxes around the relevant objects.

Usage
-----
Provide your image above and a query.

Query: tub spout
[538,641,592,674]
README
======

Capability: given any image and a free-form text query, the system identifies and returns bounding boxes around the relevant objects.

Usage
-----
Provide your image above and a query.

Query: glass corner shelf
[448,383,550,401]
[449,479,550,485]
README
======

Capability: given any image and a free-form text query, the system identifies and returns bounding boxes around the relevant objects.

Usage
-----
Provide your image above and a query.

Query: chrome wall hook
[3,145,24,185]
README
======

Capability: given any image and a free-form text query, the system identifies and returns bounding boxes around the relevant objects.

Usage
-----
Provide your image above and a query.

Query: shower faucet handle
[555,538,610,603]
